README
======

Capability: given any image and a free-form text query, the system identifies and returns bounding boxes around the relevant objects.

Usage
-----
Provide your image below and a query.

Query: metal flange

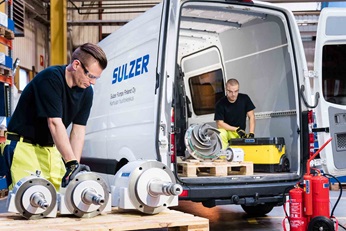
[63,172,109,218]
[118,160,182,214]
[12,176,57,219]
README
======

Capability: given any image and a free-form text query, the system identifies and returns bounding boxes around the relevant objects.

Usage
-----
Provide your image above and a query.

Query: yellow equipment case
[229,137,290,173]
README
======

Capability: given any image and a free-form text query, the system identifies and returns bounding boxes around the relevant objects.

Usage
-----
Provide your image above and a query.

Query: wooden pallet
[0,66,11,77]
[0,189,8,198]
[0,208,209,231]
[330,182,346,191]
[178,160,253,177]
[0,26,14,40]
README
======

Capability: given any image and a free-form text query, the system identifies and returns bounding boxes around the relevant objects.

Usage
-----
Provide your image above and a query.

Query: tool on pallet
[7,170,57,219]
[184,123,244,161]
[111,160,182,214]
[282,137,342,231]
[58,171,111,218]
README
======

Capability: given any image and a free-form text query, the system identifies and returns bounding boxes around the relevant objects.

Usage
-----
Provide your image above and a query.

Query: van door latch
[160,123,166,136]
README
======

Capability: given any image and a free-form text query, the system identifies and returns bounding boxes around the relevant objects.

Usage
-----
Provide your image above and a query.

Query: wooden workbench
[0,207,209,231]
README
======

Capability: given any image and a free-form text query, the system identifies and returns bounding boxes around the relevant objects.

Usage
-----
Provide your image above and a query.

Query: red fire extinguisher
[283,137,334,231]
[303,173,313,217]
[283,187,307,231]
[311,174,330,218]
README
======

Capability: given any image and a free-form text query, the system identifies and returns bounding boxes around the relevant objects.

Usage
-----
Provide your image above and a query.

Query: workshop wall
[12,15,48,73]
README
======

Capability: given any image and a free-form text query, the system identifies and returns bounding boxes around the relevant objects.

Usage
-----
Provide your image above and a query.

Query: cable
[324,173,346,230]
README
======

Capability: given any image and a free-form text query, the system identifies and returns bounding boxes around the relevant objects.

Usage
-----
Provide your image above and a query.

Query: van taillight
[170,108,176,163]
[179,190,189,198]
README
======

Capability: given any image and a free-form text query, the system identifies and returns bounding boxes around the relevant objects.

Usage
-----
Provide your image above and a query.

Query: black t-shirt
[8,65,93,146]
[214,93,255,130]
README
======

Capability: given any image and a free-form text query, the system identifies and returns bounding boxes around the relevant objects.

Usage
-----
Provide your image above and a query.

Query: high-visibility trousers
[218,128,240,149]
[1,138,65,191]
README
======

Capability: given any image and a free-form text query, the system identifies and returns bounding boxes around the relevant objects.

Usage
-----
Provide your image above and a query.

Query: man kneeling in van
[214,78,256,149]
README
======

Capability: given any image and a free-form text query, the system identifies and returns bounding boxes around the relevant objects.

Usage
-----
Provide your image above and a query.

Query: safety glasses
[76,59,101,80]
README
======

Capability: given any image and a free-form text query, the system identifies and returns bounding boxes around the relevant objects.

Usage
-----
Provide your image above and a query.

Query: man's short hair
[72,43,108,70]
[227,78,239,86]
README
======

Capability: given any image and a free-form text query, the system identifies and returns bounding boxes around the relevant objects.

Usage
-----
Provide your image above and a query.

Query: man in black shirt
[214,78,256,149]
[0,43,107,190]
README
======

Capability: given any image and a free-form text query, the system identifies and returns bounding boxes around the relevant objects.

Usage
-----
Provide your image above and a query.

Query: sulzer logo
[112,54,149,84]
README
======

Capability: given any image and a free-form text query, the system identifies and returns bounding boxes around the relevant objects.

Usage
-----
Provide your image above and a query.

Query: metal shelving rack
[0,0,14,117]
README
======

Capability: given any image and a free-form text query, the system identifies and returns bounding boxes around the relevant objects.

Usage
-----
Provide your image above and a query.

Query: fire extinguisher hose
[306,137,332,174]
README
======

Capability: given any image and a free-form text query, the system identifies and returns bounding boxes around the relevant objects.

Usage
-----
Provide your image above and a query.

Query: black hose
[324,173,346,230]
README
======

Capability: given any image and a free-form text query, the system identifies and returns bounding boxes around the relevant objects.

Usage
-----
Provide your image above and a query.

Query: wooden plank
[0,189,8,198]
[0,208,209,231]
[178,161,253,177]
[330,182,346,191]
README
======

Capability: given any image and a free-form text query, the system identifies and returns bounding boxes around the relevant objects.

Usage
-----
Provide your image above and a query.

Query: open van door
[314,7,346,176]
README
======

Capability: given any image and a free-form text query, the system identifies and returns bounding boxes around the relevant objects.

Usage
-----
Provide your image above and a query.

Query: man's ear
[66,62,76,72]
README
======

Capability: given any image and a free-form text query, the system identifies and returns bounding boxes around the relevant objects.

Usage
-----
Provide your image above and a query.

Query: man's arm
[69,124,86,162]
[216,120,238,132]
[247,109,255,134]
[47,117,77,162]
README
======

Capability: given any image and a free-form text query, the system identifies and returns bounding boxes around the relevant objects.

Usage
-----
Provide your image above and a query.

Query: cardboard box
[0,12,8,28]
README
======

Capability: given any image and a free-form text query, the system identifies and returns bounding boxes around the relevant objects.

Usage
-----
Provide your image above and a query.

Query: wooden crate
[177,160,253,177]
[0,208,209,231]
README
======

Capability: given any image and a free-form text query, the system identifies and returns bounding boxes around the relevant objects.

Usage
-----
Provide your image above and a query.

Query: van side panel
[83,4,163,175]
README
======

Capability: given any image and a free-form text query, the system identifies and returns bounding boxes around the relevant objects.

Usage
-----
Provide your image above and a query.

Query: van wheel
[241,204,274,216]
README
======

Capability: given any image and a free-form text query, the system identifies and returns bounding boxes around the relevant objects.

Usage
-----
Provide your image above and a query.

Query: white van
[82,0,346,215]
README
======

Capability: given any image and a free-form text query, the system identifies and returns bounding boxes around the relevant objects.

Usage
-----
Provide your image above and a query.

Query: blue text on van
[112,54,149,84]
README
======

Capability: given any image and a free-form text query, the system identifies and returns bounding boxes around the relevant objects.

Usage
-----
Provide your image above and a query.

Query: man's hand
[61,160,91,187]
[236,127,246,138]
[247,133,255,138]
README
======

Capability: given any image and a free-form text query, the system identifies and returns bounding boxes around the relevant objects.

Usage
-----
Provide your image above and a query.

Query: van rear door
[314,7,346,176]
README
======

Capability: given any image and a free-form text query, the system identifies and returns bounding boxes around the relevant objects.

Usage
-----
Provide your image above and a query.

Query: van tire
[241,203,274,216]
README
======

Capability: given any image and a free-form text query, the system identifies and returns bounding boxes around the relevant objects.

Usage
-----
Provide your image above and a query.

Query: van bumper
[178,181,293,206]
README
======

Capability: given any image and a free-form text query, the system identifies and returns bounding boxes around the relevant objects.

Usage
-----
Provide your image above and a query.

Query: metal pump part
[58,171,111,218]
[111,160,182,214]
[7,171,57,219]
[184,123,223,161]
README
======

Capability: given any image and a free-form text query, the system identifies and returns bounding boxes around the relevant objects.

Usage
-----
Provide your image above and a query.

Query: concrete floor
[172,190,346,231]
[1,190,345,230]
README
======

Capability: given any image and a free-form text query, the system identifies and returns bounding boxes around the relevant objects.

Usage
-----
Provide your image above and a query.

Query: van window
[188,69,224,115]
[322,44,346,105]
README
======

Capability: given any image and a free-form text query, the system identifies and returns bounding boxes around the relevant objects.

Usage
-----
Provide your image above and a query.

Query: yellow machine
[229,137,290,173]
